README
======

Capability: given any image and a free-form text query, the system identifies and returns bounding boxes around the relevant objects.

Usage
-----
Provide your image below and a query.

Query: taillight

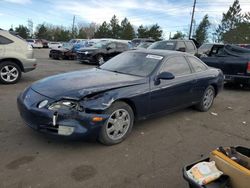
[247,62,250,74]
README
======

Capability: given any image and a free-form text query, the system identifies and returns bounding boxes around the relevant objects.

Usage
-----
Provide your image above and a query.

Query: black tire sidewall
[99,101,134,145]
[0,61,22,84]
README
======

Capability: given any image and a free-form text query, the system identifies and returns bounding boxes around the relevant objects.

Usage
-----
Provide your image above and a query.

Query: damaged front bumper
[17,88,109,139]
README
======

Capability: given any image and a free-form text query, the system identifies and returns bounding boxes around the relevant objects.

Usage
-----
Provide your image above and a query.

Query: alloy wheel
[106,109,131,141]
[0,65,19,83]
[203,88,214,109]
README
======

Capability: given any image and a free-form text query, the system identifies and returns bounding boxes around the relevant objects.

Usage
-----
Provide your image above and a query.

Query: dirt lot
[0,49,249,188]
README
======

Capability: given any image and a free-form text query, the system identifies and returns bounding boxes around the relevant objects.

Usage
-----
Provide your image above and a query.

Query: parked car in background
[49,41,87,60]
[135,41,154,49]
[26,39,43,48]
[237,44,250,49]
[17,50,223,145]
[198,43,224,57]
[148,40,198,55]
[131,38,155,48]
[48,42,63,49]
[200,44,250,86]
[40,39,48,48]
[68,39,86,45]
[77,40,129,65]
[0,29,37,84]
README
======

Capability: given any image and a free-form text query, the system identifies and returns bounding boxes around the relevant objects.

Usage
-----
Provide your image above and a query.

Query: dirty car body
[17,50,224,143]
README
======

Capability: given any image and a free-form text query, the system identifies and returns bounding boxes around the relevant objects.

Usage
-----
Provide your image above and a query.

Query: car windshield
[198,44,213,51]
[62,42,73,49]
[100,52,163,77]
[148,41,175,50]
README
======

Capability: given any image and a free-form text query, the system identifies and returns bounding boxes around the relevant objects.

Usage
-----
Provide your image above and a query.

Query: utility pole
[72,15,76,38]
[188,0,196,39]
[192,20,196,38]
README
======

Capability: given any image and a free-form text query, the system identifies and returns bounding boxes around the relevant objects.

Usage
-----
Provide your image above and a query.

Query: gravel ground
[0,49,249,188]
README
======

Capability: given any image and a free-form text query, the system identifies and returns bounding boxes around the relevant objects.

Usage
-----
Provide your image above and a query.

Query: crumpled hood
[31,68,146,100]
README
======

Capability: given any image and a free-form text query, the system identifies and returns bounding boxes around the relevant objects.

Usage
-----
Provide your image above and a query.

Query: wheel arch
[210,83,218,96]
[0,58,24,72]
[115,98,137,119]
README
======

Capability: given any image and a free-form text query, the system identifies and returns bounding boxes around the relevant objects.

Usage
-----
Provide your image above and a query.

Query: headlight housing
[48,100,83,111]
[38,100,49,108]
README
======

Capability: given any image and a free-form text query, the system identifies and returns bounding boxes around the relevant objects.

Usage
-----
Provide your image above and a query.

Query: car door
[186,56,211,101]
[116,42,128,54]
[106,42,116,59]
[0,43,4,57]
[150,55,196,114]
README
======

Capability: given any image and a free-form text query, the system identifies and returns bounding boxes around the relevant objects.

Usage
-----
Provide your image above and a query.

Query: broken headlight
[48,100,83,111]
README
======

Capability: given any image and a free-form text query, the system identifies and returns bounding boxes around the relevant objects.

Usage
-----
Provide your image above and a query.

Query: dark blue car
[17,50,224,145]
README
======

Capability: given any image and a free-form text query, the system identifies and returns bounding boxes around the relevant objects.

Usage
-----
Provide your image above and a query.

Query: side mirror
[106,46,112,50]
[155,72,175,85]
[178,47,186,52]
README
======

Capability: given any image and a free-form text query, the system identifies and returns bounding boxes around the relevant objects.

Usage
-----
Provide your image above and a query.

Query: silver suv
[0,29,37,84]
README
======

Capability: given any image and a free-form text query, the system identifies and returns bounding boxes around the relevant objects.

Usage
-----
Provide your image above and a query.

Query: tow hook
[53,111,58,126]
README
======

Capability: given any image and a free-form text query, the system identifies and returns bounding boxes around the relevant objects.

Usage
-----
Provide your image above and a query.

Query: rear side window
[161,56,191,76]
[0,35,13,44]
[107,42,116,49]
[187,56,207,72]
[185,41,195,50]
[117,43,128,50]
[176,41,185,50]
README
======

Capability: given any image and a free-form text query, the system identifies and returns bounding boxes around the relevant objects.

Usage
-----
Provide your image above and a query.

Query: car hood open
[31,68,146,100]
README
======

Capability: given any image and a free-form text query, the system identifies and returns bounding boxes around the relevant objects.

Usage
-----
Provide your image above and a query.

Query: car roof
[157,39,193,42]
[130,49,191,57]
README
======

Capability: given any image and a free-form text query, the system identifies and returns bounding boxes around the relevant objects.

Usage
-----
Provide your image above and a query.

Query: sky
[0,0,250,39]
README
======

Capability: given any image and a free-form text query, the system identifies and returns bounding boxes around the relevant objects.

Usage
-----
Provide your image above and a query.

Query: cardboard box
[210,148,250,188]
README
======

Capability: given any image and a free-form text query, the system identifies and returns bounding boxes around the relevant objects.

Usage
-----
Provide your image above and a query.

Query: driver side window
[161,56,192,76]
[107,42,116,49]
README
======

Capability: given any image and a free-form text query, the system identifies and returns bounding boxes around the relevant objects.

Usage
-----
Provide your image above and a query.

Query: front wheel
[96,55,105,65]
[0,61,22,84]
[98,101,134,145]
[195,85,215,112]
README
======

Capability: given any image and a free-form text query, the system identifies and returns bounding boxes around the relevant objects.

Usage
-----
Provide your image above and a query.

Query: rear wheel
[195,85,215,112]
[0,61,22,84]
[98,101,134,145]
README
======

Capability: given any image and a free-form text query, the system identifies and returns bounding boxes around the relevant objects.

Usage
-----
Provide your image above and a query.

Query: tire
[96,55,105,65]
[195,85,215,112]
[58,54,64,60]
[0,61,22,84]
[98,101,134,145]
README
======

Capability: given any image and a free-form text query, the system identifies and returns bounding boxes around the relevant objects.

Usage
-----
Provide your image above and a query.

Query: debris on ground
[211,112,218,116]
[227,106,233,110]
